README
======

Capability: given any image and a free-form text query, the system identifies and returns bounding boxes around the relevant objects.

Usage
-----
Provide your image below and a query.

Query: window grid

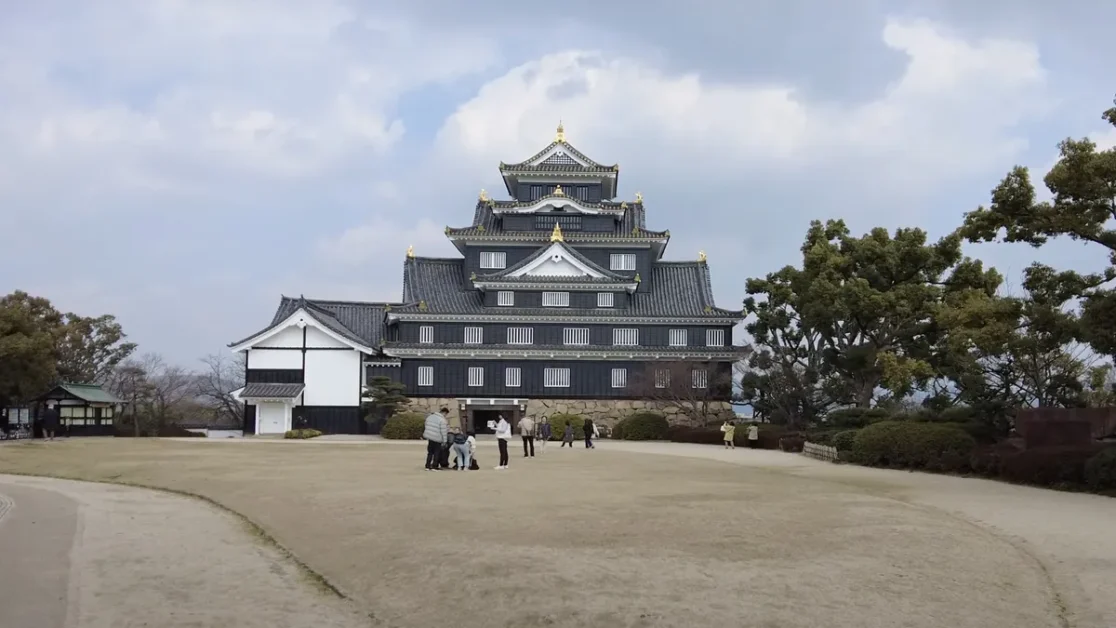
[597,292,614,308]
[468,366,484,387]
[542,291,570,307]
[505,367,521,387]
[669,329,688,347]
[655,369,671,389]
[417,366,434,387]
[610,254,636,271]
[464,327,483,344]
[544,367,571,388]
[419,325,434,344]
[479,251,506,269]
[497,291,514,306]
[692,369,708,389]
[613,328,639,346]
[563,328,590,346]
[706,329,725,347]
[507,327,534,345]
[611,368,627,388]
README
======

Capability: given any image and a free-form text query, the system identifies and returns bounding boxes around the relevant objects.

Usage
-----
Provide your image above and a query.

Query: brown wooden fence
[1016,407,1116,448]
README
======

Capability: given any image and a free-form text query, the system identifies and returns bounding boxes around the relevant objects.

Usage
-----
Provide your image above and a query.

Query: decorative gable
[530,145,595,168]
[507,242,609,278]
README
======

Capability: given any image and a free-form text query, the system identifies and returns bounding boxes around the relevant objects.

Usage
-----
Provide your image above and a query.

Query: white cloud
[433,18,1048,190]
[316,218,455,266]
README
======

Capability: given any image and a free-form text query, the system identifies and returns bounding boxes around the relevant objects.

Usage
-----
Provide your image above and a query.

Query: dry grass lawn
[0,439,1063,628]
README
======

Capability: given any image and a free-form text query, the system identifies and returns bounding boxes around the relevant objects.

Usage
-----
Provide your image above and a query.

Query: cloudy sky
[2,0,1115,366]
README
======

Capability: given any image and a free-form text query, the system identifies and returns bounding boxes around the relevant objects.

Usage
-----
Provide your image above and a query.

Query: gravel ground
[2,437,1113,628]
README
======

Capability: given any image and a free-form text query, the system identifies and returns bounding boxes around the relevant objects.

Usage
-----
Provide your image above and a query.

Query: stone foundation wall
[406,397,735,429]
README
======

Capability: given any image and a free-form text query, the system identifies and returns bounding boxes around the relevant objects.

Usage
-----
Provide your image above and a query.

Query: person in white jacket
[494,414,512,469]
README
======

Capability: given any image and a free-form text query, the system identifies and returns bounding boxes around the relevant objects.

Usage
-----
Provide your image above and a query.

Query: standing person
[42,402,60,441]
[423,407,450,470]
[721,420,736,449]
[518,414,536,458]
[747,423,760,449]
[537,417,552,454]
[583,418,595,449]
[452,428,471,471]
[561,422,574,448]
[494,413,512,470]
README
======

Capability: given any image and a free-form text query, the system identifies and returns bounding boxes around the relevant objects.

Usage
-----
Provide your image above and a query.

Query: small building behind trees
[33,382,124,437]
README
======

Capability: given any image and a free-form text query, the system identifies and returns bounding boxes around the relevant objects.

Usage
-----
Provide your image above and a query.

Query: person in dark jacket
[42,402,61,441]
[583,418,595,449]
[537,417,552,454]
[561,423,574,448]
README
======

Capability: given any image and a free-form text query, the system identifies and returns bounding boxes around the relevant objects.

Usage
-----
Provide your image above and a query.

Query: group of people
[422,407,600,471]
[721,419,760,449]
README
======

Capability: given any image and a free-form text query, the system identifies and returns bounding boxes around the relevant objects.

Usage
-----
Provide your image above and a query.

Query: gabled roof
[37,383,123,404]
[394,256,743,319]
[239,383,305,399]
[498,125,620,198]
[477,241,629,282]
[229,296,398,350]
[446,202,669,243]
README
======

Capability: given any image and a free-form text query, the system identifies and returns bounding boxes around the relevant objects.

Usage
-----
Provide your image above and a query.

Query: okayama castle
[229,124,744,435]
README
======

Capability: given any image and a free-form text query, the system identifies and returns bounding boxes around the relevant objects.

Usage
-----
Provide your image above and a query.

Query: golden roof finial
[635,191,643,203]
[555,120,565,143]
[478,189,489,201]
[552,184,564,196]
[551,222,564,242]
[698,250,707,262]
[406,245,415,259]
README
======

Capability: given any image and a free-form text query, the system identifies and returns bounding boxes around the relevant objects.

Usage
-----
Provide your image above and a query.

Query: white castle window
[468,367,484,387]
[563,328,589,346]
[464,327,483,344]
[505,367,521,387]
[669,329,687,347]
[497,291,514,306]
[597,292,614,308]
[417,366,433,387]
[544,367,570,388]
[611,368,627,388]
[706,329,725,347]
[507,327,534,345]
[419,325,434,344]
[613,328,638,346]
[610,254,636,271]
[542,292,570,307]
[479,252,506,269]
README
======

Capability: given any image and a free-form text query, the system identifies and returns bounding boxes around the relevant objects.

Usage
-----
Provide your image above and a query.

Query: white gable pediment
[507,243,608,278]
[529,145,593,168]
[500,196,601,215]
[229,307,374,354]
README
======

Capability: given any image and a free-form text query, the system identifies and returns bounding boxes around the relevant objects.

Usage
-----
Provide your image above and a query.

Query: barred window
[613,328,638,346]
[507,327,534,345]
[505,367,521,387]
[497,291,514,306]
[669,329,687,347]
[542,291,570,307]
[464,327,483,344]
[563,328,589,346]
[544,367,571,388]
[611,368,627,388]
[610,254,636,271]
[706,329,725,347]
[655,369,670,389]
[692,369,708,389]
[419,325,434,344]
[597,292,614,308]
[468,367,484,387]
[417,366,434,387]
[479,251,506,269]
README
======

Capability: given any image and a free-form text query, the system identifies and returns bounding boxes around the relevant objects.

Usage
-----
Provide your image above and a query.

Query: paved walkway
[0,475,367,628]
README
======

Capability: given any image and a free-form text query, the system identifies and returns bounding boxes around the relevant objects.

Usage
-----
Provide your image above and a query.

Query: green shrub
[825,407,891,429]
[620,411,669,440]
[284,428,322,440]
[381,411,426,440]
[849,421,976,470]
[779,435,805,452]
[999,446,1106,488]
[937,406,977,423]
[1084,447,1116,491]
[611,417,629,440]
[832,430,859,452]
[667,425,723,444]
[547,413,584,441]
[805,428,847,445]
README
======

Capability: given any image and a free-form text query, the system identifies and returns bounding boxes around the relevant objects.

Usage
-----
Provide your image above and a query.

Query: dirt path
[603,441,1116,628]
[0,475,368,628]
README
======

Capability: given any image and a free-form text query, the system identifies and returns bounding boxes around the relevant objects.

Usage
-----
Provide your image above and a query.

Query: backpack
[453,432,467,445]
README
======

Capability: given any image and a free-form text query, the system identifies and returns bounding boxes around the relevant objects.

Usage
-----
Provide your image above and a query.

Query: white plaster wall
[247,348,302,370]
[304,350,360,406]
[304,326,349,349]
[256,326,303,348]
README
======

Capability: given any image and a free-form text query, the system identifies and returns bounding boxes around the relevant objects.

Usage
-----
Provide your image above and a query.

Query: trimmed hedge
[620,412,669,440]
[381,412,426,440]
[547,413,585,441]
[284,428,322,439]
[832,430,859,452]
[848,421,976,470]
[998,446,1108,488]
[1085,448,1116,491]
[825,407,891,429]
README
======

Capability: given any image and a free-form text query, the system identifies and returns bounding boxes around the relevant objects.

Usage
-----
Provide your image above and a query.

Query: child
[747,423,759,448]
[721,420,736,449]
[561,423,574,448]
[538,417,552,454]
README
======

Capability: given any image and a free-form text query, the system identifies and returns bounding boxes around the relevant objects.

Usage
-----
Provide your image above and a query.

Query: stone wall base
[405,397,734,428]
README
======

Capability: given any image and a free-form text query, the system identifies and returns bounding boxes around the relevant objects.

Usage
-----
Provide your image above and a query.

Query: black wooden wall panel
[395,322,735,348]
[297,406,363,434]
[246,369,304,384]
[243,404,257,434]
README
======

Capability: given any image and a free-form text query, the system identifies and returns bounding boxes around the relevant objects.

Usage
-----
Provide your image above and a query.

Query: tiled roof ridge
[499,139,617,170]
[283,295,398,307]
[406,256,464,264]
